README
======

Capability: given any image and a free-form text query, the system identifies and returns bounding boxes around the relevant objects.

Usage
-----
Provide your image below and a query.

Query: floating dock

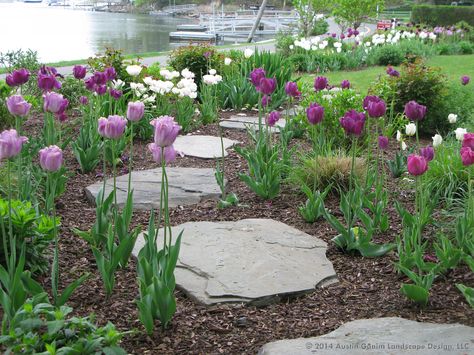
[169,31,220,42]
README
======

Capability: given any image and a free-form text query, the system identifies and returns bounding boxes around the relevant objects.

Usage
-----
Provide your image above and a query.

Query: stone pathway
[173,135,239,159]
[219,115,286,132]
[133,218,337,305]
[85,167,222,210]
[258,317,474,355]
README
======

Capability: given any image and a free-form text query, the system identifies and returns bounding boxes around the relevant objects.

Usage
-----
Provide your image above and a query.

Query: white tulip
[289,45,294,50]
[224,57,232,65]
[396,130,402,142]
[143,77,154,86]
[244,48,254,58]
[455,127,467,141]
[181,68,195,79]
[401,141,407,150]
[209,69,217,75]
[432,134,443,147]
[126,65,142,76]
[448,113,457,124]
[405,123,416,136]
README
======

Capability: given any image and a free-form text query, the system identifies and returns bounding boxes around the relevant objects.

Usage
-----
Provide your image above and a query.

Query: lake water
[0,2,187,62]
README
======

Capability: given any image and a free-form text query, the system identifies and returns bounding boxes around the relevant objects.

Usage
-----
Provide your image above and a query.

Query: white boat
[23,0,43,3]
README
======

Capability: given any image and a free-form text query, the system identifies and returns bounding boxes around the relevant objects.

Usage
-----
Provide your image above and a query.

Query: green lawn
[299,55,474,95]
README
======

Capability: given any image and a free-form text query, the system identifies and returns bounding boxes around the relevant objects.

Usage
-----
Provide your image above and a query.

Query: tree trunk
[247,0,268,43]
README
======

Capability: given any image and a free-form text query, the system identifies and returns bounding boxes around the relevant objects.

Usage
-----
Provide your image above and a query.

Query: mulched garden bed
[24,112,474,354]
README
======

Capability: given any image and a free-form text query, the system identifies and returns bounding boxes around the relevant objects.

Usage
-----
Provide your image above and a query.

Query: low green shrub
[373,45,405,66]
[59,76,88,108]
[0,294,126,354]
[168,44,221,87]
[0,80,14,129]
[0,198,57,274]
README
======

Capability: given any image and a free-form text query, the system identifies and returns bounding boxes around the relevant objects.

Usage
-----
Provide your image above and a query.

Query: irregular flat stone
[259,317,474,355]
[173,135,239,159]
[133,218,337,305]
[220,115,286,132]
[85,167,222,210]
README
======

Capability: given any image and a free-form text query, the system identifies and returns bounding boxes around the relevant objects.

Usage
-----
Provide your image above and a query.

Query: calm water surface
[0,2,187,62]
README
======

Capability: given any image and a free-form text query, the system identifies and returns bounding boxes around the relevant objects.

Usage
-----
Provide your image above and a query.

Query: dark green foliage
[0,199,57,274]
[87,47,130,83]
[311,19,329,36]
[411,5,474,26]
[59,76,88,108]
[0,80,14,129]
[0,294,126,354]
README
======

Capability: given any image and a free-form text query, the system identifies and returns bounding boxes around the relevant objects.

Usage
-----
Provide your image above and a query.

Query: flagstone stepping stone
[173,135,239,159]
[85,167,222,210]
[258,317,474,355]
[132,218,337,305]
[219,115,286,131]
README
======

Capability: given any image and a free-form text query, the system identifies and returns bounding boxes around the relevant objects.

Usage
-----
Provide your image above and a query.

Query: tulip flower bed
[0,48,473,353]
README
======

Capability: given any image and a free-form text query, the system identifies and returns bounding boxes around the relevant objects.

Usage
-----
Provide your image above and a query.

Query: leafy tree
[332,0,385,32]
[293,0,335,37]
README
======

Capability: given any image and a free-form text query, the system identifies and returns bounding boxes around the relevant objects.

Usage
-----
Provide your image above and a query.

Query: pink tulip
[148,143,177,164]
[460,147,474,166]
[461,133,474,150]
[98,115,127,139]
[407,154,428,176]
[6,95,31,117]
[150,116,181,147]
[0,129,28,160]
[127,101,145,122]
[39,145,63,172]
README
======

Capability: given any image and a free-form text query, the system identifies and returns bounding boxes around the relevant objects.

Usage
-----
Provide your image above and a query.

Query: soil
[20,112,474,354]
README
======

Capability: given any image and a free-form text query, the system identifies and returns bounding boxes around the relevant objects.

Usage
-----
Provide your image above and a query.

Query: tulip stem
[6,161,15,277]
[15,117,22,200]
[218,125,226,200]
[111,140,117,208]
[49,174,59,305]
[128,122,134,194]
[348,138,357,237]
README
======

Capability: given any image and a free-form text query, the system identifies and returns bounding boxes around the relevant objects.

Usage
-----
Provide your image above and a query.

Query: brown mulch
[22,112,474,354]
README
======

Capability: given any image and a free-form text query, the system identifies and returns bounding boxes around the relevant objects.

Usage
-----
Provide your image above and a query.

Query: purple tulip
[314,76,328,91]
[363,95,379,110]
[6,68,30,87]
[150,115,181,147]
[0,129,28,160]
[420,146,434,162]
[98,115,127,139]
[127,101,145,122]
[460,147,474,166]
[84,77,96,91]
[285,81,301,98]
[148,143,177,164]
[6,95,31,117]
[331,33,337,38]
[404,100,427,121]
[306,103,324,125]
[39,145,63,172]
[261,94,271,107]
[104,67,116,81]
[386,66,400,77]
[367,97,386,118]
[57,112,68,122]
[378,136,389,150]
[258,77,277,95]
[353,30,359,36]
[340,33,345,39]
[461,75,470,85]
[79,96,89,105]
[109,88,123,100]
[43,92,68,114]
[250,68,266,88]
[93,71,107,86]
[203,51,212,58]
[266,111,280,127]
[407,154,428,176]
[95,85,107,96]
[341,80,350,89]
[73,65,87,80]
[340,110,366,136]
[37,73,61,91]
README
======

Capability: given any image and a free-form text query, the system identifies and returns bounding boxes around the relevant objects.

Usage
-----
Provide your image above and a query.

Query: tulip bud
[460,147,474,166]
[43,92,68,114]
[39,145,63,172]
[306,103,324,125]
[432,134,443,147]
[250,68,266,88]
[98,115,127,139]
[340,110,366,136]
[127,101,145,122]
[314,76,328,91]
[461,75,470,86]
[73,65,87,80]
[405,123,416,136]
[148,143,177,164]
[266,111,281,127]
[407,154,428,176]
[285,81,301,98]
[150,116,181,147]
[341,80,350,89]
[6,95,32,117]
[0,129,28,160]
[420,146,434,162]
[455,127,467,141]
[404,101,426,121]
[378,136,389,150]
[448,113,457,124]
[462,133,474,150]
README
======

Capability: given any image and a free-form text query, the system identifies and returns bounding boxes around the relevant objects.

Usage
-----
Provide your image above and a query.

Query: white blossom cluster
[202,69,223,85]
